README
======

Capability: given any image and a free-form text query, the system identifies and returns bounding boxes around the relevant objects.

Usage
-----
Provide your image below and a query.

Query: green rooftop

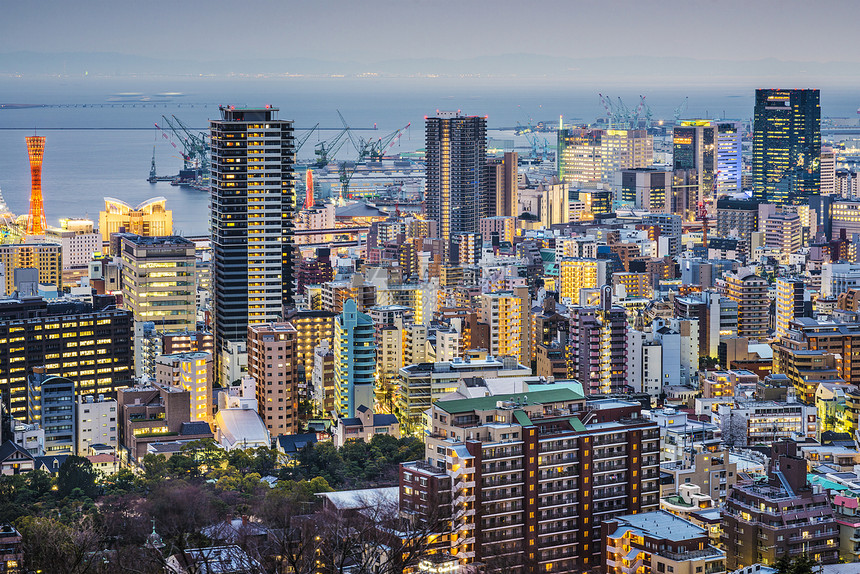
[514,411,533,426]
[436,387,584,415]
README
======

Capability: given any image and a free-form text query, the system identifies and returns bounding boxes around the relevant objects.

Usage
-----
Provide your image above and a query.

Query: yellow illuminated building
[119,235,196,333]
[558,258,606,303]
[99,197,173,244]
[480,292,523,359]
[558,128,653,185]
[155,352,213,423]
[612,272,653,299]
[284,309,337,384]
[0,243,62,294]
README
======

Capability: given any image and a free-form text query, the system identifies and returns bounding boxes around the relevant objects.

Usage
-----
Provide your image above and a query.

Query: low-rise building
[660,449,737,504]
[722,441,838,570]
[602,510,726,574]
[332,405,400,448]
[117,382,213,462]
[213,377,271,451]
[76,395,118,454]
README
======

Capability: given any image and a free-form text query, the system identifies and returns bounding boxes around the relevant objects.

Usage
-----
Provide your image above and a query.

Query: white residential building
[76,395,118,454]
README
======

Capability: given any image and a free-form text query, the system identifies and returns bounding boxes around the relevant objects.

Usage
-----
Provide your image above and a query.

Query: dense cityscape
[5,2,860,572]
[0,84,858,574]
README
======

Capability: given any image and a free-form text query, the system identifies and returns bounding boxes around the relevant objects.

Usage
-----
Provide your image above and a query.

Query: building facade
[155,352,214,424]
[752,89,821,205]
[401,389,661,573]
[333,299,375,419]
[0,243,62,295]
[247,322,300,437]
[425,112,487,246]
[722,442,837,570]
[119,234,197,333]
[99,197,173,243]
[210,106,295,382]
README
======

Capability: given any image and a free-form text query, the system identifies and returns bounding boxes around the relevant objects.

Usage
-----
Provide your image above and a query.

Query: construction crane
[367,122,411,162]
[598,93,615,126]
[296,123,319,154]
[314,127,350,167]
[160,115,210,174]
[673,97,689,123]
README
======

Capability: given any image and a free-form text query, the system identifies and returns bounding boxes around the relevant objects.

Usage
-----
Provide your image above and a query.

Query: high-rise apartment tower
[425,112,487,248]
[210,106,295,381]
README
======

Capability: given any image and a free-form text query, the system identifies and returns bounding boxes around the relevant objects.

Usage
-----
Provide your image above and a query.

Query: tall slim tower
[210,106,295,382]
[672,120,716,221]
[425,112,486,250]
[25,136,47,235]
[752,89,821,205]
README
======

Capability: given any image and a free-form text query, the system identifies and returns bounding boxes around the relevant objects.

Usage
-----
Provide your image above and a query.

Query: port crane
[333,112,414,200]
[599,94,653,129]
[314,126,350,167]
[673,97,689,123]
[296,123,320,154]
[159,115,210,174]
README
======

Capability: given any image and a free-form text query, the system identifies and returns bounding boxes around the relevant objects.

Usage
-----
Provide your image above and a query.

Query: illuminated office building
[617,167,669,211]
[0,300,133,418]
[752,89,821,205]
[425,112,487,247]
[0,243,62,295]
[99,197,173,244]
[210,106,296,381]
[119,235,196,333]
[716,121,743,194]
[557,128,652,186]
[821,145,837,195]
[832,199,860,240]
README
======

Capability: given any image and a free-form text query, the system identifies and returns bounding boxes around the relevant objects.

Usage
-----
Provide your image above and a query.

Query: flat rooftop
[611,510,706,542]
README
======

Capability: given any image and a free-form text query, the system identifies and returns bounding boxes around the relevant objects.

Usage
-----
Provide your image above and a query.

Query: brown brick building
[721,441,838,570]
[400,388,660,573]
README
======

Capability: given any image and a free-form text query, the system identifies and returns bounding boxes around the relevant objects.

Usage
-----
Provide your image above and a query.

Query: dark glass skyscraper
[752,89,821,205]
[425,112,486,249]
[210,106,295,381]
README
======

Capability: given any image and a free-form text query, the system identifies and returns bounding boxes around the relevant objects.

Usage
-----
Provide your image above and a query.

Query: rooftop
[435,387,584,415]
[610,510,707,542]
[317,487,399,510]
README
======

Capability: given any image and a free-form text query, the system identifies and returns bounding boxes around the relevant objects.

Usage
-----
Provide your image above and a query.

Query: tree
[141,453,168,482]
[145,481,221,551]
[775,555,817,574]
[57,455,99,499]
[17,515,103,574]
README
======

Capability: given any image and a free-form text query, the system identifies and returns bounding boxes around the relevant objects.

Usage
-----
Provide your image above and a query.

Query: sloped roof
[215,409,269,449]
[0,440,34,463]
[372,414,399,426]
[180,421,214,437]
[276,433,318,455]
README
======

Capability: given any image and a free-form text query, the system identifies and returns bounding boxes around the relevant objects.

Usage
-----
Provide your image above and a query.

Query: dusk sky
[2,0,859,65]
